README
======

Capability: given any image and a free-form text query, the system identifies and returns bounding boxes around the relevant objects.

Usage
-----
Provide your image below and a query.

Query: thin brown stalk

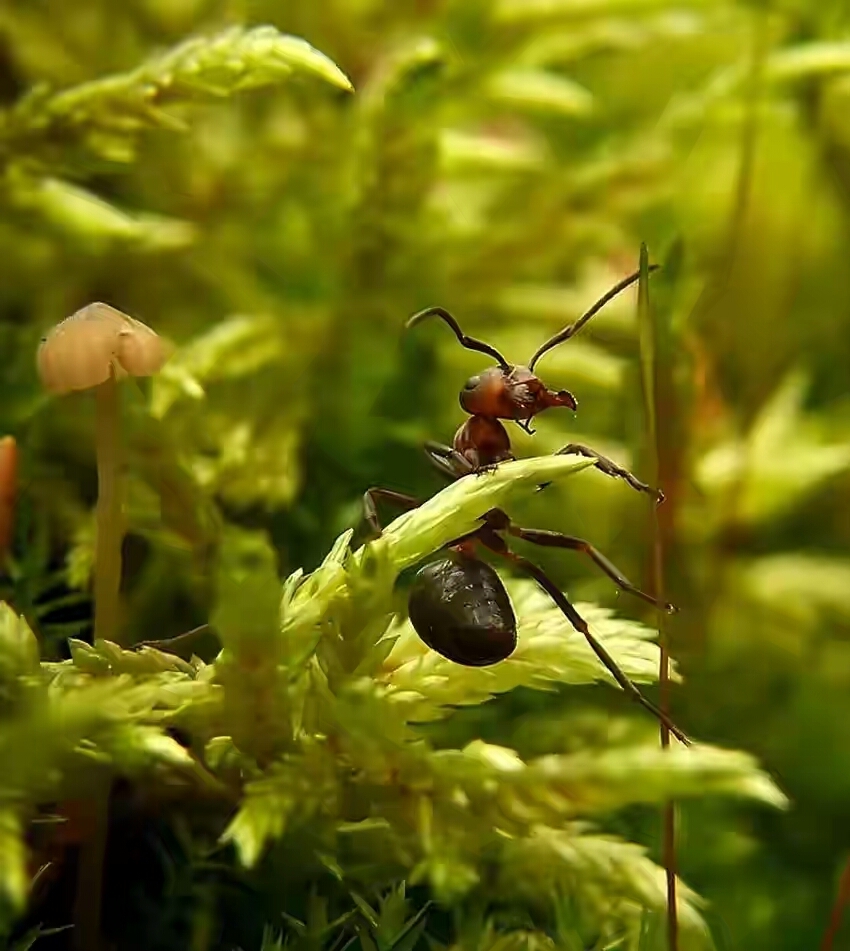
[654,527,678,951]
[638,245,679,951]
[72,778,110,951]
[0,436,17,568]
[821,857,850,951]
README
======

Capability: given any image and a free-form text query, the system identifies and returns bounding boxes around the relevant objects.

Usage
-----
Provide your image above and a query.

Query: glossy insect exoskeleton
[408,552,517,667]
[361,264,691,742]
[407,266,664,499]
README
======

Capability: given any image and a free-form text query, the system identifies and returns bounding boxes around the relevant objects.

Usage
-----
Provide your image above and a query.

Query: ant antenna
[528,265,660,371]
[407,306,511,371]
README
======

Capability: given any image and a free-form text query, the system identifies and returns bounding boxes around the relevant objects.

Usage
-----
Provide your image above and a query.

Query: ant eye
[464,375,481,390]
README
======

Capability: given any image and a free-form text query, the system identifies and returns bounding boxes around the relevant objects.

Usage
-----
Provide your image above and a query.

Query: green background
[3,1,850,949]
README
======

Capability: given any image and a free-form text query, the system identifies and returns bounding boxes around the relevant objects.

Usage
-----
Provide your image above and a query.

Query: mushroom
[37,303,169,643]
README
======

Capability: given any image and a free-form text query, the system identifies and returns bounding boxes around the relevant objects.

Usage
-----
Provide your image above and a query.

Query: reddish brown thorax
[453,416,513,469]
[459,366,577,421]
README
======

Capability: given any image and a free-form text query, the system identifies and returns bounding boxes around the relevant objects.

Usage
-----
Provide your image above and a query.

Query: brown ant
[406,267,662,500]
[362,267,690,745]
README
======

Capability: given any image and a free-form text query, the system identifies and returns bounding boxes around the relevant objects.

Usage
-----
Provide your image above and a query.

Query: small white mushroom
[37,302,168,394]
[36,303,170,645]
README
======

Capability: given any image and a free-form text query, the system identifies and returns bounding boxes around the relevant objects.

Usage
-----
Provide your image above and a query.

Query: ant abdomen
[408,557,517,666]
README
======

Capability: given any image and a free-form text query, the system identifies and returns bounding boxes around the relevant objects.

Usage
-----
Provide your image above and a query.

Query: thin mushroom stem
[74,376,123,951]
[93,375,123,645]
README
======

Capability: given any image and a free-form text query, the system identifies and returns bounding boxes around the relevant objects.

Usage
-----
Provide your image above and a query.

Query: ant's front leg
[423,441,476,481]
[555,443,664,503]
[363,488,422,537]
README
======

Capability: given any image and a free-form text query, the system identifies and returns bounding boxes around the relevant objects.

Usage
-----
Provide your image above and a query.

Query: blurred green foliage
[2,0,850,949]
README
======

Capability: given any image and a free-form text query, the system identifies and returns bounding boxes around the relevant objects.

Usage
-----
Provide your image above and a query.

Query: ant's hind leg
[363,488,422,536]
[505,523,676,613]
[556,443,664,503]
[478,533,690,745]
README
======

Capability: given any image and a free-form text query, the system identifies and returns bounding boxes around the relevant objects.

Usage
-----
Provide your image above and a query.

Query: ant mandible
[362,267,690,745]
[404,266,662,501]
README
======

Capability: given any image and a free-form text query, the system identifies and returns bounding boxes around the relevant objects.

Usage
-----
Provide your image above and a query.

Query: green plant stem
[695,8,767,657]
[93,377,123,645]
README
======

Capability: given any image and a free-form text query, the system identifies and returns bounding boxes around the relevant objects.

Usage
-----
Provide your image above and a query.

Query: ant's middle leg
[555,443,664,503]
[503,522,676,613]
[363,488,422,536]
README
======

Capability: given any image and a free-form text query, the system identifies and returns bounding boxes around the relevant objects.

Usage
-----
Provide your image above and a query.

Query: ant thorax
[453,416,513,469]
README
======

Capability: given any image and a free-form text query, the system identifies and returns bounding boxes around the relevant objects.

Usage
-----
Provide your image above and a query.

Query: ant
[362,267,690,746]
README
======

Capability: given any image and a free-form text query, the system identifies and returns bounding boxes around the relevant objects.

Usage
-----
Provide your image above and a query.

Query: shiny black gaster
[407,556,517,666]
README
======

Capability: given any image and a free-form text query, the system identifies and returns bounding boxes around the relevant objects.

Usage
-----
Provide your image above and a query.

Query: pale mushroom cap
[37,303,169,395]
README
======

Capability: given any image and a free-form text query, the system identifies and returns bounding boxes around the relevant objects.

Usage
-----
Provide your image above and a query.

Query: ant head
[408,267,654,422]
[459,366,511,416]
[459,365,577,419]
